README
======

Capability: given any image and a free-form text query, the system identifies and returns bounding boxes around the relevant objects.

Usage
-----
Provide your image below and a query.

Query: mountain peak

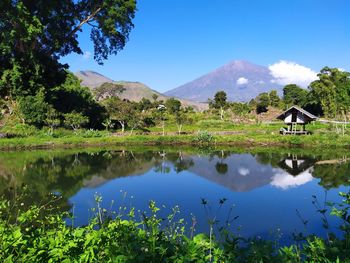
[217,60,267,73]
[165,60,281,102]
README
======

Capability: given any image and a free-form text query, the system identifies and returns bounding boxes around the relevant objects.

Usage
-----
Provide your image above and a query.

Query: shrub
[80,129,109,138]
[193,131,214,144]
[18,89,48,126]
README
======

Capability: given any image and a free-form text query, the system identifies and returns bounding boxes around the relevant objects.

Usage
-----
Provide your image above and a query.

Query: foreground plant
[0,190,350,262]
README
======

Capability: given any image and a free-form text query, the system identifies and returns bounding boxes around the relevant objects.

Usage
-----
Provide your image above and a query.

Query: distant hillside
[165,60,284,102]
[75,71,113,88]
[115,81,166,102]
[75,71,208,111]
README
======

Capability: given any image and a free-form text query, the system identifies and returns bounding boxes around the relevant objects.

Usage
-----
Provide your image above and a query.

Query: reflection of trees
[215,162,228,174]
[312,163,350,189]
[1,147,350,215]
[0,150,159,211]
[254,152,282,168]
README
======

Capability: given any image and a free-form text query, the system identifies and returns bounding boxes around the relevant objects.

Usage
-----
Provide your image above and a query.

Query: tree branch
[68,7,101,38]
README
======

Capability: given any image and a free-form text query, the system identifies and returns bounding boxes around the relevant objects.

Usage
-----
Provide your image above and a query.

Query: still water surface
[1,147,349,244]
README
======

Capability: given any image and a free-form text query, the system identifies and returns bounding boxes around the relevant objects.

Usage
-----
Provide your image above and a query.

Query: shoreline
[0,132,349,151]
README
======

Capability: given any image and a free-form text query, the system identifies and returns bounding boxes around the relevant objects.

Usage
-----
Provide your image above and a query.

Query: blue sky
[61,0,350,92]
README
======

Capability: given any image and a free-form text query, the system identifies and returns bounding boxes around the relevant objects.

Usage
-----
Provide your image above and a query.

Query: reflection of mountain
[83,158,155,188]
[187,153,317,192]
[1,148,349,213]
[188,154,277,192]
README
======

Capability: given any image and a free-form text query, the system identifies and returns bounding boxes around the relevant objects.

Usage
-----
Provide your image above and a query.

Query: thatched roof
[277,106,317,121]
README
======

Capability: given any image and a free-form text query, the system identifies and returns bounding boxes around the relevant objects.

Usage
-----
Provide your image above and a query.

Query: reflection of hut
[277,106,317,135]
[277,154,316,176]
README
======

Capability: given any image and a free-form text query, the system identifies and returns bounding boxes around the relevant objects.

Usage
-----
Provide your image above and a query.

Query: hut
[277,106,317,135]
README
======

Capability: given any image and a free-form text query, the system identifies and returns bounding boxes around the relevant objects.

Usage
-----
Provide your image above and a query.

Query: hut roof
[276,106,318,121]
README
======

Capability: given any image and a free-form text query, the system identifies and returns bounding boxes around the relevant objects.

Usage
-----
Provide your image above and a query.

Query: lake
[1,146,349,245]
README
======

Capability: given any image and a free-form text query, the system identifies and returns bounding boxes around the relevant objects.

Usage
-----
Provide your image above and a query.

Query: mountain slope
[164,60,283,102]
[75,71,208,111]
[75,71,113,88]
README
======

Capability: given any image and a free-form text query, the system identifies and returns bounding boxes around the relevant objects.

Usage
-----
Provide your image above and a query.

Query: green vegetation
[1,121,350,150]
[1,2,350,146]
[1,189,350,262]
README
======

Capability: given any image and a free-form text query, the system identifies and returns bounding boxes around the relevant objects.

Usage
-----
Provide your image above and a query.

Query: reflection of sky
[69,153,347,245]
[270,168,313,190]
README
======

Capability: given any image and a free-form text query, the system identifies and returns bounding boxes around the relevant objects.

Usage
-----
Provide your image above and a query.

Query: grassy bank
[0,122,349,150]
[1,190,350,262]
[0,130,349,150]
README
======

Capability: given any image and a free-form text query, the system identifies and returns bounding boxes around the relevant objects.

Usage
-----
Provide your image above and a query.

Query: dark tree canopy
[0,0,137,97]
[256,92,270,114]
[283,84,308,107]
[165,98,181,114]
[212,91,227,109]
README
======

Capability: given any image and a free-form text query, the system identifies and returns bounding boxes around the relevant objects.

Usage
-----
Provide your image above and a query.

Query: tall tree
[269,90,281,107]
[309,67,350,120]
[0,0,136,98]
[210,91,228,120]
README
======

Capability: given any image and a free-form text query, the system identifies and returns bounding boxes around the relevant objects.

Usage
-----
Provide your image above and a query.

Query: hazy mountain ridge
[75,71,208,111]
[165,60,284,102]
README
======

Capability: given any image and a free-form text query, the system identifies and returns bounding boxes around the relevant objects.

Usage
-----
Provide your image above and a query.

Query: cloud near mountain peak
[236,77,248,85]
[269,60,318,88]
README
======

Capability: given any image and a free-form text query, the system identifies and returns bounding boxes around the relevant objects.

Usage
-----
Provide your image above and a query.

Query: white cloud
[238,167,250,176]
[83,51,91,59]
[269,60,318,88]
[270,169,313,190]
[237,77,248,85]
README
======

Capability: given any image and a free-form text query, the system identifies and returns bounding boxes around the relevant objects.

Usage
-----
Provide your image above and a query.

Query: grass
[0,121,349,150]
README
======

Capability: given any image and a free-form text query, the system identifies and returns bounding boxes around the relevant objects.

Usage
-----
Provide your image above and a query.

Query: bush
[0,123,38,137]
[193,131,214,144]
[80,129,109,138]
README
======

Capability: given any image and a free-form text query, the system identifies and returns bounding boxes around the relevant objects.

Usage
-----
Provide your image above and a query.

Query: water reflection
[1,149,349,202]
[1,147,349,242]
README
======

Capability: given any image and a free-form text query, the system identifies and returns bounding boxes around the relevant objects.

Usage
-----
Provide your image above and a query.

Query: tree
[309,67,350,120]
[256,92,270,114]
[93,82,125,101]
[269,90,281,107]
[155,104,167,136]
[210,91,228,120]
[45,106,61,135]
[0,0,136,98]
[230,102,251,117]
[18,89,48,126]
[175,110,193,134]
[49,72,105,128]
[102,97,136,133]
[138,98,153,111]
[165,98,181,115]
[283,84,308,107]
[152,94,159,102]
[64,112,89,131]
